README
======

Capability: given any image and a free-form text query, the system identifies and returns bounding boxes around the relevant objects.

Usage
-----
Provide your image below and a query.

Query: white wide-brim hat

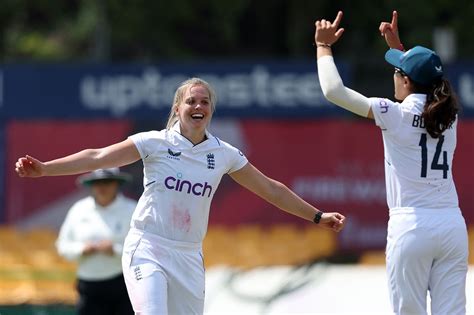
[76,167,132,186]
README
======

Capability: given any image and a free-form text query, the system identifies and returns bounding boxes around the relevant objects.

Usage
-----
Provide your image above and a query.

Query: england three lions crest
[207,153,215,169]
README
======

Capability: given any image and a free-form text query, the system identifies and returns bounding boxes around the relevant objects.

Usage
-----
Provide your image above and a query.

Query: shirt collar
[402,93,427,110]
[170,121,213,144]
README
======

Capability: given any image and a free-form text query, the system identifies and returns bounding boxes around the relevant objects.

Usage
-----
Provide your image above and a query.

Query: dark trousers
[77,273,134,315]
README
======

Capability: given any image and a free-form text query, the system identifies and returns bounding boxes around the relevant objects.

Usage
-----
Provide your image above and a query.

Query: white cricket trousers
[386,208,468,315]
[122,228,205,315]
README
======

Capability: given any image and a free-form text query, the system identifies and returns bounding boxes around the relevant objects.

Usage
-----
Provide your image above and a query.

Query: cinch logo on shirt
[379,100,389,113]
[164,176,213,197]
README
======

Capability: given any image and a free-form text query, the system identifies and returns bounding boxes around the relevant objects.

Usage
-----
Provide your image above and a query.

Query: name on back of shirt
[412,114,425,128]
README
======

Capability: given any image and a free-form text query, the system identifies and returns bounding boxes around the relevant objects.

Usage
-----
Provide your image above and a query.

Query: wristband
[313,210,323,224]
[316,42,331,48]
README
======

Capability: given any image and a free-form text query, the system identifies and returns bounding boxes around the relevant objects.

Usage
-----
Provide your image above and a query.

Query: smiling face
[176,84,213,143]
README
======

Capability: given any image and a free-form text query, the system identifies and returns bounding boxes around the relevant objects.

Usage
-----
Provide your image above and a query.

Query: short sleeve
[128,131,163,159]
[370,97,403,131]
[224,143,248,174]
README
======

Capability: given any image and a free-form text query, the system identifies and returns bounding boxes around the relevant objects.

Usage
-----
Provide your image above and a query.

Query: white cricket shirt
[370,94,459,210]
[56,194,136,280]
[129,123,248,243]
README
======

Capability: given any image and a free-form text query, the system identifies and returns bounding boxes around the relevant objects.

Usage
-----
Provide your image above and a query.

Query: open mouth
[191,113,204,120]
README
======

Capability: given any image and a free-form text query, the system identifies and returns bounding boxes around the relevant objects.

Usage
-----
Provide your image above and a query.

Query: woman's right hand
[379,11,403,50]
[314,11,345,47]
[15,155,45,177]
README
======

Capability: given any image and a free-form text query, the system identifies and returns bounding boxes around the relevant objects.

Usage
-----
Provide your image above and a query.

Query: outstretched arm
[15,138,140,178]
[230,163,346,232]
[315,11,374,119]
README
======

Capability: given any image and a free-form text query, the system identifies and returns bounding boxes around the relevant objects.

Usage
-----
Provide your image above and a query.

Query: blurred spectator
[56,168,136,315]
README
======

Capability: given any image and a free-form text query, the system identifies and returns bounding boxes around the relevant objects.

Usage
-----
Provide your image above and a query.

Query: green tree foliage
[0,0,473,62]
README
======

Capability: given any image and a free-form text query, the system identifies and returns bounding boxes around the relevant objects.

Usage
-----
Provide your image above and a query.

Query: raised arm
[315,11,374,119]
[15,138,140,178]
[229,163,346,232]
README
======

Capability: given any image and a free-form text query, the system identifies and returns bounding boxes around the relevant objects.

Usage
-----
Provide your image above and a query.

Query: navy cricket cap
[385,46,444,86]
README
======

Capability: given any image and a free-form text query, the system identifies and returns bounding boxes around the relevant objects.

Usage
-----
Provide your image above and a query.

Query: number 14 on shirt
[418,133,449,179]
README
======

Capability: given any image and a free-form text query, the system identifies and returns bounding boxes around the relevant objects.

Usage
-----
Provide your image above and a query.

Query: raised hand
[15,155,45,177]
[379,10,403,50]
[314,11,345,47]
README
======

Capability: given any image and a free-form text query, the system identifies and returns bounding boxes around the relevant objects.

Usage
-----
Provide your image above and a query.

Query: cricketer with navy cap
[385,45,444,86]
[315,10,467,315]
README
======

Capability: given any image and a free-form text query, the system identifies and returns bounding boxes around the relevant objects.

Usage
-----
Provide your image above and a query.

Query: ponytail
[421,79,459,138]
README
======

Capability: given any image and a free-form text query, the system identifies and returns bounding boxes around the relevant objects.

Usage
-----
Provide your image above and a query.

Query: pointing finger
[391,10,398,29]
[332,11,343,28]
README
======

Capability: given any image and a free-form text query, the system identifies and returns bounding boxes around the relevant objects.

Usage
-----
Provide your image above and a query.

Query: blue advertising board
[1,60,474,120]
[0,61,352,120]
[445,62,474,118]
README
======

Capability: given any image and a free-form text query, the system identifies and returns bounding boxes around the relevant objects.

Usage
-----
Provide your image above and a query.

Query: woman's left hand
[314,11,345,47]
[319,212,346,232]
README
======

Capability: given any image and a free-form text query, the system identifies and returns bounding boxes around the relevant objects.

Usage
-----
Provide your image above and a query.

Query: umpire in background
[56,168,137,315]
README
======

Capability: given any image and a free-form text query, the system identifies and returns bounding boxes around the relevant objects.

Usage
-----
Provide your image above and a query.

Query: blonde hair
[166,77,217,130]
